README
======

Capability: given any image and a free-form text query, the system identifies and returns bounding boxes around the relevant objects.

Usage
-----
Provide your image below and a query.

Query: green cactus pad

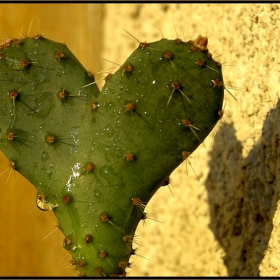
[0,35,224,276]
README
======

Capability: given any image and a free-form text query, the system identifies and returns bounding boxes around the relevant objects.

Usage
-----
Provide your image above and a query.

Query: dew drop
[70,127,80,143]
[98,164,122,188]
[47,170,52,179]
[103,124,113,137]
[93,190,104,202]
[72,163,82,177]
[36,194,57,211]
[41,151,50,162]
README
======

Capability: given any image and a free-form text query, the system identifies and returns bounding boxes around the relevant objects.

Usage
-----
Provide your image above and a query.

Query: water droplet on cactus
[93,190,104,202]
[36,194,57,211]
[98,164,122,188]
[47,170,52,179]
[70,145,78,154]
[99,164,112,176]
[41,151,50,162]
[103,124,113,137]
[81,222,87,227]
[116,183,125,190]
[70,127,80,143]
[72,163,82,177]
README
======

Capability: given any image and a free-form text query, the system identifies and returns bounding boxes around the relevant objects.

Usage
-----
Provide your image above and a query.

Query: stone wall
[101,3,280,276]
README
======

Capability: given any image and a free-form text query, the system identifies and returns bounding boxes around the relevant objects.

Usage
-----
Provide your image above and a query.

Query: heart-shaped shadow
[206,100,280,276]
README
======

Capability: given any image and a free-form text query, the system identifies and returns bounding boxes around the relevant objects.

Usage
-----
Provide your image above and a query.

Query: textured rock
[102,3,280,276]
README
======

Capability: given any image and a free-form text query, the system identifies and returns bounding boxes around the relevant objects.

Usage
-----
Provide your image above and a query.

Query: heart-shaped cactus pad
[0,34,224,276]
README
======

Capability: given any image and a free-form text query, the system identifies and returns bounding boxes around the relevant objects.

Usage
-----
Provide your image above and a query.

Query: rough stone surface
[101,3,280,276]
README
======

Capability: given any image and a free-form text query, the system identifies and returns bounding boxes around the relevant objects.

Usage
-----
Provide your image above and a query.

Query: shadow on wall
[206,100,280,276]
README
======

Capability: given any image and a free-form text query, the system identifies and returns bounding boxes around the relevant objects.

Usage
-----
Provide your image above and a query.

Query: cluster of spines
[36,189,155,276]
[57,195,150,276]
[102,35,226,156]
[2,35,225,148]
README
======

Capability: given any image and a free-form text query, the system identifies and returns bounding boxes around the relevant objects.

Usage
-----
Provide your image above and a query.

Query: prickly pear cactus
[0,34,224,276]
